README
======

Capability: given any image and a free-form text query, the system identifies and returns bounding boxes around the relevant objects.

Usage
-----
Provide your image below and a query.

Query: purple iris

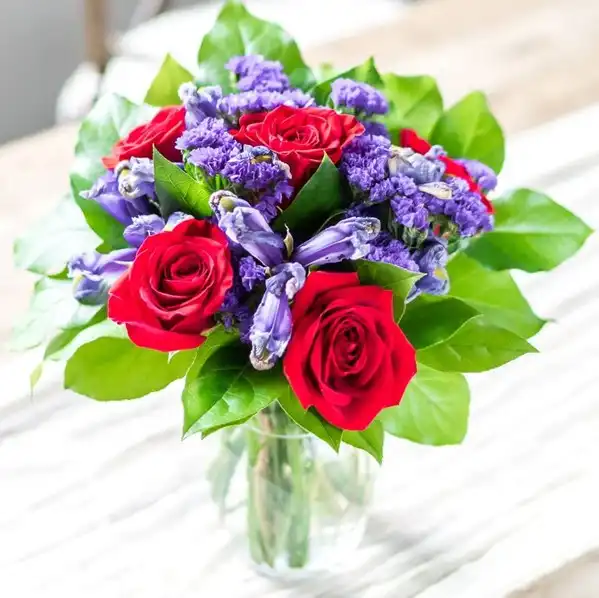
[123,214,165,248]
[178,82,221,129]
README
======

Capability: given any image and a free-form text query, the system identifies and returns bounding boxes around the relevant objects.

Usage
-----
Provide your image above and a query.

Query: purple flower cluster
[217,89,314,122]
[179,83,221,128]
[226,55,290,92]
[366,233,419,272]
[331,78,388,116]
[340,133,392,194]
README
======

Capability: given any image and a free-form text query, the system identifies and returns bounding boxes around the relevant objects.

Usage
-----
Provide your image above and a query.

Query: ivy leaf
[342,420,384,464]
[277,384,342,452]
[401,296,480,350]
[431,91,505,172]
[144,53,193,107]
[14,195,101,276]
[417,318,537,373]
[64,337,194,400]
[447,253,545,338]
[70,94,156,248]
[197,0,314,91]
[273,155,345,241]
[182,341,284,438]
[356,260,422,321]
[466,188,593,273]
[311,57,382,106]
[381,74,443,138]
[10,277,102,351]
[153,148,213,218]
[379,364,470,446]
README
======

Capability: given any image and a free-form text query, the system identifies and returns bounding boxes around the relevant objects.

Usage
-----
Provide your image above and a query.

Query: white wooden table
[1,105,599,597]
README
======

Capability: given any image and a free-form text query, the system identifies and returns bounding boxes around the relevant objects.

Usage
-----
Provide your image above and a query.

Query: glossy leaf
[182,341,283,437]
[466,188,593,273]
[401,296,480,349]
[153,148,213,218]
[382,74,443,138]
[64,337,194,400]
[197,0,314,91]
[311,57,382,106]
[356,260,421,321]
[431,91,505,172]
[273,155,344,241]
[447,253,545,338]
[379,364,470,446]
[277,385,342,452]
[14,195,100,276]
[417,318,537,373]
[343,420,384,463]
[70,94,156,248]
[144,53,193,106]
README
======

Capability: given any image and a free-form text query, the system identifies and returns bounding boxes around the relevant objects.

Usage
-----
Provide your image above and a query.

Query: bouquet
[14,0,591,575]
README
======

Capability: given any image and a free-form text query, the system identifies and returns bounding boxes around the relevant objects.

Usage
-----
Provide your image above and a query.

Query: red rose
[284,272,417,431]
[108,219,233,352]
[102,106,185,170]
[400,128,494,214]
[230,105,365,188]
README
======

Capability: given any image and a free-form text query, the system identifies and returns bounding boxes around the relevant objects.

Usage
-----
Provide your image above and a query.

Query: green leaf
[153,148,213,218]
[64,337,194,400]
[447,253,545,338]
[356,259,422,321]
[14,195,101,276]
[343,420,384,463]
[144,53,193,106]
[431,91,505,172]
[10,277,102,351]
[277,384,342,452]
[417,318,537,373]
[401,296,480,349]
[273,155,345,240]
[379,364,470,446]
[466,188,593,273]
[29,362,44,395]
[183,341,283,437]
[70,94,156,248]
[311,57,382,106]
[197,0,314,92]
[381,74,443,138]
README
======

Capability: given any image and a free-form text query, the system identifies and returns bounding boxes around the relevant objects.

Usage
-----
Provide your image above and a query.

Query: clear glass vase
[206,404,378,578]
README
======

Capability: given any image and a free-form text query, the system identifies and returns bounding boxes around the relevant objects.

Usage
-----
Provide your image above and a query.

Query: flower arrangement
[14,0,591,574]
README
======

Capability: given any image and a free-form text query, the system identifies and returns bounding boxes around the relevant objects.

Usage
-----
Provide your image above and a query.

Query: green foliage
[273,155,344,240]
[183,340,284,437]
[144,53,194,106]
[342,420,384,463]
[431,91,505,172]
[466,188,593,273]
[417,317,537,373]
[356,260,421,321]
[70,94,156,248]
[277,385,342,452]
[381,74,443,139]
[64,337,194,400]
[153,148,213,218]
[447,253,545,338]
[311,57,382,106]
[197,0,314,91]
[379,364,470,446]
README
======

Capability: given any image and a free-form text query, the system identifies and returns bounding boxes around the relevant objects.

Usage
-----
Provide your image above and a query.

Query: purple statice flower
[293,218,381,267]
[116,158,155,201]
[68,248,137,305]
[217,89,314,123]
[123,214,165,248]
[366,233,419,272]
[331,78,389,116]
[176,117,241,153]
[340,133,391,193]
[424,177,493,237]
[391,192,430,230]
[456,158,498,192]
[210,191,285,267]
[226,55,290,93]
[81,170,150,226]
[188,146,231,177]
[239,256,267,291]
[412,236,450,297]
[178,83,221,128]
[362,121,391,138]
[249,262,305,371]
